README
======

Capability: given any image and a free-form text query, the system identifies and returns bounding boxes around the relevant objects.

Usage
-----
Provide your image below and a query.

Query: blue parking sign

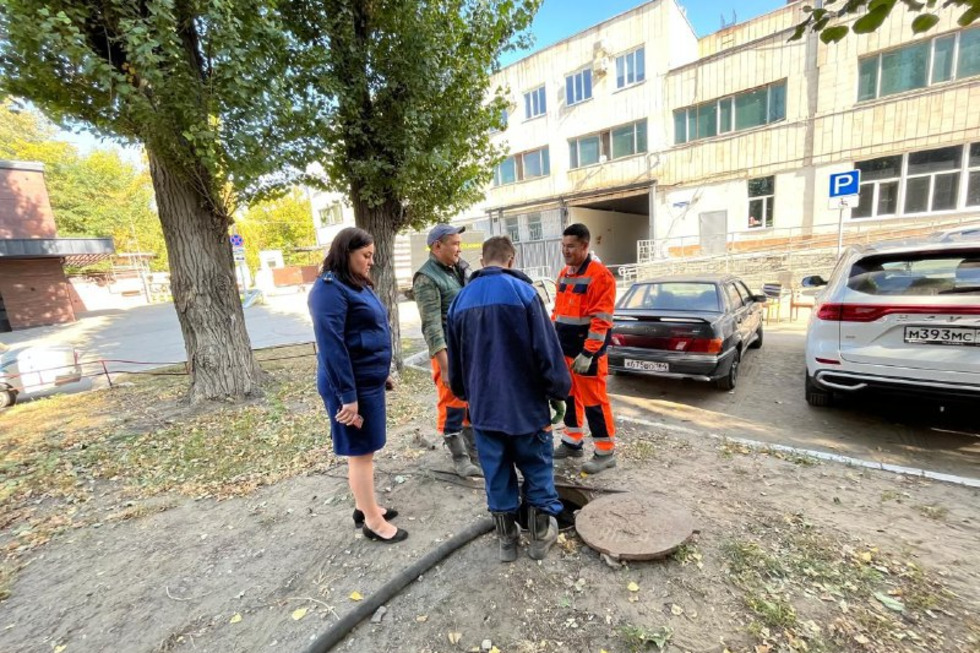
[829,171,860,198]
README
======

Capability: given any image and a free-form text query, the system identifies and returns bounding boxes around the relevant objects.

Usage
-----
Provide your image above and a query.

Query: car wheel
[749,325,763,349]
[716,350,740,391]
[0,390,16,409]
[805,372,833,407]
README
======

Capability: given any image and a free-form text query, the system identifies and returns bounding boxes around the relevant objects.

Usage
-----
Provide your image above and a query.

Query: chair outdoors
[790,287,819,321]
[762,282,789,323]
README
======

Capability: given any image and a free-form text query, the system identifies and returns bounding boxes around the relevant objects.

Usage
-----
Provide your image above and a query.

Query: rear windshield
[848,250,980,296]
[621,282,721,311]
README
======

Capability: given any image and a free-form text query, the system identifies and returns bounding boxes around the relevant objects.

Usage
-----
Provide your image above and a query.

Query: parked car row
[0,343,84,408]
[608,227,979,410]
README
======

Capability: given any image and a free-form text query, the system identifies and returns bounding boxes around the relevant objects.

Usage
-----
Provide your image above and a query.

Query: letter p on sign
[830,171,860,198]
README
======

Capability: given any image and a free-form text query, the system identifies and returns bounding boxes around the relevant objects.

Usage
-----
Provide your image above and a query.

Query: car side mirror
[752,294,768,303]
[801,275,827,288]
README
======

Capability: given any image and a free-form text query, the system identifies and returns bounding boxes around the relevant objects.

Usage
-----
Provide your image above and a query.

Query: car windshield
[621,282,721,311]
[847,250,980,296]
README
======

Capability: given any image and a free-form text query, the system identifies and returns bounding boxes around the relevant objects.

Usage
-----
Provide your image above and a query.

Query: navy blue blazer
[308,272,392,404]
[446,266,571,436]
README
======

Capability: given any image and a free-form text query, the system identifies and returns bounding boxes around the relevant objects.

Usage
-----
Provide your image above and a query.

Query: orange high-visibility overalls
[552,255,616,453]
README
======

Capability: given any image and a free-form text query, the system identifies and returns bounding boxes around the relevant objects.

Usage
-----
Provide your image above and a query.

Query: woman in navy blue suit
[309,227,407,543]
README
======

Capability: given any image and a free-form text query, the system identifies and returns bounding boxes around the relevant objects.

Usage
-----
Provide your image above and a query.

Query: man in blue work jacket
[446,236,571,562]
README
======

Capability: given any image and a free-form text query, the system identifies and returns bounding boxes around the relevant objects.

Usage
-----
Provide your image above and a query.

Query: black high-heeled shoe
[362,524,408,543]
[352,508,399,528]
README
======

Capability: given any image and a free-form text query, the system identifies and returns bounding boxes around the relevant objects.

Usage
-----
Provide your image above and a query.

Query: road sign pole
[837,204,844,257]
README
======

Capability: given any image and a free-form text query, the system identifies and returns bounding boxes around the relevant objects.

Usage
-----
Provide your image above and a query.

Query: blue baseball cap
[427,224,466,247]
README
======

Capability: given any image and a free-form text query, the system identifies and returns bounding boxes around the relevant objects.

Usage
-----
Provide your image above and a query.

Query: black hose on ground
[302,517,494,653]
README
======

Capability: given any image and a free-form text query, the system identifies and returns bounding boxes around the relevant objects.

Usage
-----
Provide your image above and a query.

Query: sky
[500,0,787,66]
[60,0,786,159]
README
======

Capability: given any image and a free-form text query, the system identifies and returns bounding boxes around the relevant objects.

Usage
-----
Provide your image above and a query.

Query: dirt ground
[1,349,978,653]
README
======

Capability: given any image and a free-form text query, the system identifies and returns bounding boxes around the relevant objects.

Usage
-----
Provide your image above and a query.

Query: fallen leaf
[416,615,428,622]
[53,647,67,653]
[229,613,243,624]
[627,581,640,592]
[292,607,308,621]
[447,632,461,645]
[874,592,905,612]
[490,647,500,653]
[854,634,870,645]
[349,591,363,602]
[670,604,684,616]
[755,645,772,653]
[859,551,873,563]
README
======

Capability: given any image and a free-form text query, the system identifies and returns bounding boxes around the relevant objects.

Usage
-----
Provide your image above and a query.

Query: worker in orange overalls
[551,223,617,474]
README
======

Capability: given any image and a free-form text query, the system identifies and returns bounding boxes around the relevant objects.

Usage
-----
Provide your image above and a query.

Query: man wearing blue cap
[413,223,482,477]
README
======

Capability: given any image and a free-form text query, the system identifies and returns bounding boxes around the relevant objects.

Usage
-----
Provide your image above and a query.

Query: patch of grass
[0,345,434,565]
[619,625,673,652]
[915,504,948,521]
[0,561,14,601]
[722,515,956,652]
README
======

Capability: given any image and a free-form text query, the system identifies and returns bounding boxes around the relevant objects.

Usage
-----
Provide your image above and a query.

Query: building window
[565,68,592,106]
[568,120,647,169]
[747,176,775,229]
[854,143,979,219]
[490,108,508,133]
[857,27,980,102]
[615,47,645,89]
[505,217,520,242]
[319,203,343,226]
[493,147,551,186]
[527,213,543,241]
[969,143,980,207]
[904,145,962,214]
[674,81,786,144]
[524,85,547,119]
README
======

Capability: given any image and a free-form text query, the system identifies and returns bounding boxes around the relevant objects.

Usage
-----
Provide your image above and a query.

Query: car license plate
[904,326,978,346]
[624,359,669,372]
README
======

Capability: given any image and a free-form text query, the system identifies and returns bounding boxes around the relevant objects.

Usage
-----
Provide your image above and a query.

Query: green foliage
[282,0,541,232]
[792,0,980,41]
[0,0,302,206]
[236,189,317,271]
[0,99,166,270]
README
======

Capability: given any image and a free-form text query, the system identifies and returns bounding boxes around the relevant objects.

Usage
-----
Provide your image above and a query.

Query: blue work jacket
[308,272,392,404]
[446,267,571,436]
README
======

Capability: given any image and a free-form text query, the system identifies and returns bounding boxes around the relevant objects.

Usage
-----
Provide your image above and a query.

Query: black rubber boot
[553,442,585,459]
[444,432,481,477]
[491,512,519,562]
[461,426,482,474]
[527,506,558,561]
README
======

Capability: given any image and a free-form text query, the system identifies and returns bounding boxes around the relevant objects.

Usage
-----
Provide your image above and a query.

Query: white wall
[568,207,648,265]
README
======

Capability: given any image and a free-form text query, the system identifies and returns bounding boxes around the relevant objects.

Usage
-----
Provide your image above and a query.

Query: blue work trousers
[473,428,562,516]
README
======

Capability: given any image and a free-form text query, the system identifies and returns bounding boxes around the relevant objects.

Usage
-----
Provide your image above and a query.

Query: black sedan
[607,275,766,390]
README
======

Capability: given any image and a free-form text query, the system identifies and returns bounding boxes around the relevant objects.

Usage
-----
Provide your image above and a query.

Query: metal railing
[638,214,980,263]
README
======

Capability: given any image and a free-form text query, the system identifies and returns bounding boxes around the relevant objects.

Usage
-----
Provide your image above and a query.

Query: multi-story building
[476,0,980,273]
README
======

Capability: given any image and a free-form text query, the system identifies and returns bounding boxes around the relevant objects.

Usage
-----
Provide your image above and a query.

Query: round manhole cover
[574,492,695,561]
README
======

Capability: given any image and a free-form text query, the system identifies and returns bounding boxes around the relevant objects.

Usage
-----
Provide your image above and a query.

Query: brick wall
[0,164,57,239]
[0,259,76,329]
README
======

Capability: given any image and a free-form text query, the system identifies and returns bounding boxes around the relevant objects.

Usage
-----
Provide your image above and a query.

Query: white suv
[802,238,980,407]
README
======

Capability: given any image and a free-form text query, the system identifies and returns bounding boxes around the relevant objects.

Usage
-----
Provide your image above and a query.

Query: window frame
[568,120,647,170]
[492,146,551,186]
[746,176,775,230]
[615,46,646,90]
[857,26,980,102]
[523,85,547,120]
[565,67,593,106]
[674,81,787,145]
[319,203,344,226]
[852,143,980,220]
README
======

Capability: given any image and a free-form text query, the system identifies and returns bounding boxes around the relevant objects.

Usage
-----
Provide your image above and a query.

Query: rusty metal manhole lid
[574,492,695,561]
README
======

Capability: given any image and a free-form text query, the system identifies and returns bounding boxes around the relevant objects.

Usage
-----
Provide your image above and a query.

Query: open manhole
[574,492,695,561]
[516,486,593,532]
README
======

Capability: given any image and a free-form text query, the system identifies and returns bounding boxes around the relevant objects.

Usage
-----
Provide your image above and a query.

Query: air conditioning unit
[593,56,609,76]
[594,38,610,57]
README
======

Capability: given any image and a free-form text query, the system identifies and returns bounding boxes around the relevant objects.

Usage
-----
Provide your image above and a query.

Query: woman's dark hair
[321,227,375,289]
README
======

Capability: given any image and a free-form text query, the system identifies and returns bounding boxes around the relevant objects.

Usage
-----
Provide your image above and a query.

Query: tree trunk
[352,192,403,371]
[147,150,264,402]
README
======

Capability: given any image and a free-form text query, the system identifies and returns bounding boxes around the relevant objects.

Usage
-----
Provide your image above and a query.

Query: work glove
[571,352,593,374]
[549,399,566,425]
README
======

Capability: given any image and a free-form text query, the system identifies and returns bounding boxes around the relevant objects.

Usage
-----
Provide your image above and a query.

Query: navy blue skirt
[322,383,387,456]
